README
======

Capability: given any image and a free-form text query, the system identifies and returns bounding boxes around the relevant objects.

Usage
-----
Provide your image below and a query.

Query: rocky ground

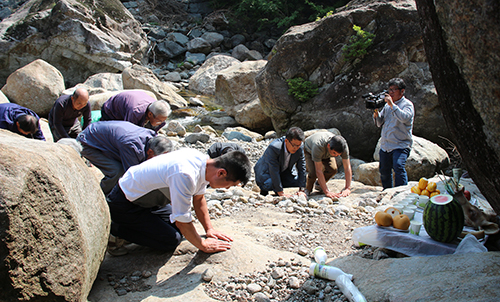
[87,135,402,302]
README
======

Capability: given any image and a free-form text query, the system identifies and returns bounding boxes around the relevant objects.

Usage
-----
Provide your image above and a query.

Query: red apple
[464,190,471,201]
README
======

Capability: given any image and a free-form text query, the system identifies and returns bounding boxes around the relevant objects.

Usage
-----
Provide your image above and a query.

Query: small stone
[202,268,215,282]
[288,276,301,289]
[373,248,389,260]
[116,288,128,296]
[142,271,152,278]
[271,268,285,279]
[253,292,271,302]
[297,246,309,256]
[302,280,318,295]
[247,283,262,294]
[308,200,320,208]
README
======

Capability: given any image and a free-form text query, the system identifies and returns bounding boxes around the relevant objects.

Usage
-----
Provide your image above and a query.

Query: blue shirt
[76,121,156,171]
[374,96,414,152]
[0,103,45,140]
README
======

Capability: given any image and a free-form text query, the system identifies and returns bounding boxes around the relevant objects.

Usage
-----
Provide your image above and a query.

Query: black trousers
[106,185,182,251]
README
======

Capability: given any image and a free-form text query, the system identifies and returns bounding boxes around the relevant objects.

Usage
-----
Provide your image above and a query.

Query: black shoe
[260,190,268,196]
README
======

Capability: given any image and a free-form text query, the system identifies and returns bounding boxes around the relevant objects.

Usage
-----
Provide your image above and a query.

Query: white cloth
[119,148,209,223]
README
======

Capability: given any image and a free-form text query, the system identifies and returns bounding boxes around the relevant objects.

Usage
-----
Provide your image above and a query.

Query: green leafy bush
[287,78,319,103]
[342,25,375,61]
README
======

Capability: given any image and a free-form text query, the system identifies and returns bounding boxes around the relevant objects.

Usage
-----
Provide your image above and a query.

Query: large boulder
[329,252,500,301]
[215,60,272,131]
[415,0,500,214]
[189,54,241,95]
[82,73,124,95]
[255,0,449,161]
[0,130,110,301]
[0,0,148,87]
[122,64,187,109]
[1,59,65,116]
[353,161,381,186]
[373,135,450,180]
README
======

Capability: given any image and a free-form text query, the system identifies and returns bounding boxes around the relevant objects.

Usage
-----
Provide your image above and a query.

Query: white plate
[378,225,410,233]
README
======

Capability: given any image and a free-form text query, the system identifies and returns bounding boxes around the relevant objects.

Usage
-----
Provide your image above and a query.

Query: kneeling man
[106,149,252,253]
[254,127,306,197]
[77,121,173,194]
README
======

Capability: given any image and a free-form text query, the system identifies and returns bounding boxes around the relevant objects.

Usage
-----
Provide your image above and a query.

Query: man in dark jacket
[76,120,173,194]
[100,90,170,132]
[48,88,91,141]
[254,127,307,197]
[0,103,45,140]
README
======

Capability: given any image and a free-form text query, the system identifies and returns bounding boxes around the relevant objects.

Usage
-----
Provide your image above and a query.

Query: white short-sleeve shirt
[119,148,209,223]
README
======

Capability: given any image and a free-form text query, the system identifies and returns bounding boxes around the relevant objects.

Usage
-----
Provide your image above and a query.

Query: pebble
[297,246,309,256]
[247,283,262,294]
[253,292,271,302]
[202,268,214,282]
[288,276,301,289]
[271,268,285,279]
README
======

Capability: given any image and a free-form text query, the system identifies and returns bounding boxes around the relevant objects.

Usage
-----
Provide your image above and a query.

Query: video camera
[362,90,388,110]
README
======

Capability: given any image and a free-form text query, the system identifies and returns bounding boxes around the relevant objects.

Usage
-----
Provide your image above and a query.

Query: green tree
[342,25,376,61]
[287,78,319,103]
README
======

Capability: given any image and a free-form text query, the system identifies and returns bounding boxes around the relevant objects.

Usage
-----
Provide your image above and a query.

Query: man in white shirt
[106,148,252,253]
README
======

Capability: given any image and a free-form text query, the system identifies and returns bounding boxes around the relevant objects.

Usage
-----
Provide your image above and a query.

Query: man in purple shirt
[100,90,171,132]
[48,88,91,141]
[76,121,173,194]
[0,103,45,140]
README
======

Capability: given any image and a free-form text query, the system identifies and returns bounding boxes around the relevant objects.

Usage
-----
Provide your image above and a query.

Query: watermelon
[423,194,464,243]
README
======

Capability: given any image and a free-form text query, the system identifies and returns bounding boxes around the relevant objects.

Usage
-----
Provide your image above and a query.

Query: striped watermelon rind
[423,194,464,243]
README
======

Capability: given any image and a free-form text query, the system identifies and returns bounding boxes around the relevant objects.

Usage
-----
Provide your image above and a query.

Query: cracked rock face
[0,0,148,87]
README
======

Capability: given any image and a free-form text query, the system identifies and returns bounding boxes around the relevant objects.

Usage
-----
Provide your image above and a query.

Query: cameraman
[373,78,414,189]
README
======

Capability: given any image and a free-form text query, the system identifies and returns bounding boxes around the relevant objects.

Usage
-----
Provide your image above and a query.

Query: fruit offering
[384,207,401,218]
[375,211,393,227]
[373,208,410,230]
[418,178,428,190]
[393,214,411,230]
[423,194,464,243]
[411,178,441,198]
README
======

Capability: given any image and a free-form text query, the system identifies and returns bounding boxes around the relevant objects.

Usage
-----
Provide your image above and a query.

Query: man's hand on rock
[201,237,232,253]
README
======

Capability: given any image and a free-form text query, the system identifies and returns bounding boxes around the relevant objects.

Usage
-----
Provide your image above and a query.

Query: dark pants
[49,120,82,142]
[257,167,302,192]
[304,152,338,192]
[379,148,410,189]
[106,185,182,251]
[80,145,124,195]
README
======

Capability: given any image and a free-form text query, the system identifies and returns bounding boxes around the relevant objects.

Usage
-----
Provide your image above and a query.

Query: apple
[464,190,471,201]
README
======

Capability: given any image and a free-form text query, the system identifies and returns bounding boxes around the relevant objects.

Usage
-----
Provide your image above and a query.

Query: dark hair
[17,114,38,134]
[388,78,406,90]
[328,135,347,153]
[149,136,173,155]
[285,127,305,142]
[213,150,252,186]
[207,142,245,158]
